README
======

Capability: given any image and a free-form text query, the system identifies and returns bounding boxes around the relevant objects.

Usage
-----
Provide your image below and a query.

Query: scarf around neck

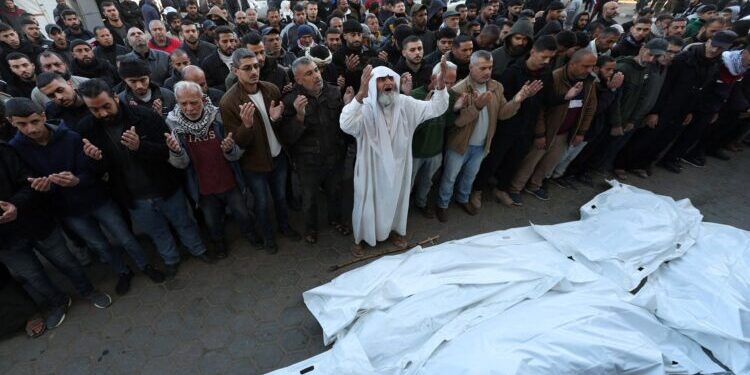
[167,96,219,138]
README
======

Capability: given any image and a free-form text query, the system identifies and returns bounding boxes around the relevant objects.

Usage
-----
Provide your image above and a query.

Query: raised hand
[282,82,294,94]
[269,100,284,122]
[534,136,546,150]
[514,80,544,102]
[121,126,140,151]
[221,132,235,152]
[355,65,373,103]
[645,114,658,128]
[345,54,360,72]
[152,98,163,115]
[378,50,388,61]
[82,138,103,160]
[436,54,448,90]
[239,102,255,128]
[453,92,468,111]
[292,95,308,120]
[0,201,17,224]
[48,171,80,187]
[608,72,624,89]
[565,82,584,100]
[164,132,181,153]
[343,86,355,104]
[400,72,412,95]
[27,177,52,192]
[337,75,346,89]
[474,91,493,109]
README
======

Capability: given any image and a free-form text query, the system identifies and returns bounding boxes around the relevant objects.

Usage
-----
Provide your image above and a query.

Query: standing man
[447,35,473,80]
[333,20,376,92]
[281,3,323,50]
[179,20,217,66]
[5,53,36,98]
[201,26,239,91]
[220,49,301,253]
[611,17,652,57]
[278,57,350,244]
[77,79,215,277]
[262,27,297,67]
[36,72,91,133]
[117,56,176,117]
[147,20,182,54]
[340,58,449,256]
[491,18,534,81]
[31,51,89,108]
[60,10,94,42]
[394,36,431,90]
[93,26,131,67]
[424,27,456,66]
[101,1,131,47]
[124,27,171,86]
[70,40,120,87]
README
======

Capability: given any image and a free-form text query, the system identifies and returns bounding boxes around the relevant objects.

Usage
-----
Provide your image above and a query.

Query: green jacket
[683,18,704,40]
[411,86,456,158]
[615,56,650,126]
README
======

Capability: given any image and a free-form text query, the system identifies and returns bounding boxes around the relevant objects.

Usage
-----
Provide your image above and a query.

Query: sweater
[411,86,457,158]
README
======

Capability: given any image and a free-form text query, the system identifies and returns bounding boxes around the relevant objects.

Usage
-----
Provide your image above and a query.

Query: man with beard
[184,1,205,24]
[438,50,540,219]
[505,0,523,22]
[508,49,596,202]
[201,26,239,91]
[424,27,456,66]
[165,81,261,258]
[182,65,225,105]
[117,56,176,118]
[448,34,473,80]
[683,17,725,46]
[281,4,323,51]
[31,51,88,108]
[21,19,51,49]
[394,36,431,90]
[164,49,191,90]
[60,10,94,42]
[78,79,215,277]
[147,20,181,54]
[305,1,327,32]
[586,26,620,56]
[179,21,216,66]
[70,40,120,87]
[341,58,449,256]
[333,20,376,92]
[324,28,342,53]
[226,32,291,90]
[5,53,36,97]
[245,8,265,31]
[101,1,130,47]
[473,36,557,208]
[0,23,42,83]
[123,27,171,86]
[411,4,437,55]
[595,1,621,31]
[164,12,182,40]
[262,27,296,67]
[36,72,90,133]
[44,24,71,63]
[118,0,144,30]
[475,24,501,52]
[233,11,252,37]
[534,1,566,36]
[93,27,130,67]
[666,17,688,38]
[277,56,350,244]
[611,17,652,57]
[290,25,317,57]
[219,49,299,253]
[265,8,283,31]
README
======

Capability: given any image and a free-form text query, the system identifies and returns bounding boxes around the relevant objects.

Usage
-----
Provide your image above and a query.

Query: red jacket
[148,37,182,54]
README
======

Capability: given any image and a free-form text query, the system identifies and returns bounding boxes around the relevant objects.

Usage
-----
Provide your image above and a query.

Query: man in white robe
[340,58,449,256]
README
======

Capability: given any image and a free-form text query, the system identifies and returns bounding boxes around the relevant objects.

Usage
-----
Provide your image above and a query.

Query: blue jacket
[9,124,109,217]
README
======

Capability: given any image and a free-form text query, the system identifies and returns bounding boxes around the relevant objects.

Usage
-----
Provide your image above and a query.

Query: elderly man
[165,81,261,258]
[124,26,171,86]
[147,20,181,54]
[340,57,450,256]
[182,65,224,105]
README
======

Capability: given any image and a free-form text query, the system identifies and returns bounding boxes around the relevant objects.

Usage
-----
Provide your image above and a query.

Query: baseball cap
[644,38,668,55]
[261,27,280,36]
[443,10,459,19]
[711,30,738,49]
[45,24,62,35]
[202,20,217,30]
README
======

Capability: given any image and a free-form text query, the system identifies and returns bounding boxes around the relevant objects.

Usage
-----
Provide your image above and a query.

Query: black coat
[498,58,556,136]
[94,44,131,67]
[201,51,230,91]
[332,43,377,92]
[0,42,43,82]
[104,20,131,47]
[77,104,184,208]
[71,58,121,87]
[394,58,433,91]
[181,40,216,66]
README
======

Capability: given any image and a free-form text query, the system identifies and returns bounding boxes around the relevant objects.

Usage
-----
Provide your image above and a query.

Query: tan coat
[535,66,598,146]
[447,78,521,156]
[219,81,282,172]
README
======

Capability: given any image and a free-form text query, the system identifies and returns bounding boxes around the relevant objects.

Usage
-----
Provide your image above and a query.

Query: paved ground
[1,144,748,375]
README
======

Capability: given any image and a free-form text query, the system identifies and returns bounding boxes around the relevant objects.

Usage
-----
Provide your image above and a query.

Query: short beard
[378,91,395,107]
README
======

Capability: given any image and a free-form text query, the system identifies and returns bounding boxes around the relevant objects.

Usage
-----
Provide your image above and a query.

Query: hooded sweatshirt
[491,19,534,81]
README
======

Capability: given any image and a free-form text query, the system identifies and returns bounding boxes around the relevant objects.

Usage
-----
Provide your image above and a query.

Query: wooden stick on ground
[329,235,440,272]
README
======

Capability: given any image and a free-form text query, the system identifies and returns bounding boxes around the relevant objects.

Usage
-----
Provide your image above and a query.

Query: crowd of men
[0,0,749,338]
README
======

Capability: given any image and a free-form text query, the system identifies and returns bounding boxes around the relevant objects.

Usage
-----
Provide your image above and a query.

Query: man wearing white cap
[341,57,450,256]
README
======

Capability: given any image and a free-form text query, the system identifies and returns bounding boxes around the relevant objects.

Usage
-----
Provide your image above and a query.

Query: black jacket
[332,43,377,92]
[394,58,433,91]
[586,79,622,141]
[413,27,437,56]
[45,100,91,134]
[77,104,184,208]
[104,20,131,47]
[181,40,216,66]
[498,58,556,136]
[71,58,121,87]
[447,52,470,81]
[0,42,43,82]
[278,83,346,160]
[261,58,291,90]
[5,75,35,98]
[94,44,131,67]
[0,142,54,244]
[201,51,230,91]
[611,34,643,58]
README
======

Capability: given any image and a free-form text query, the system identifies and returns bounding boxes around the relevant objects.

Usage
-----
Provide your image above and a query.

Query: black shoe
[524,187,550,201]
[196,252,217,264]
[435,207,448,222]
[213,241,228,259]
[143,265,165,283]
[46,297,72,329]
[245,230,264,248]
[264,240,279,254]
[417,205,435,219]
[280,227,302,242]
[508,192,524,206]
[115,270,134,296]
[681,156,705,168]
[658,159,682,174]
[164,263,180,278]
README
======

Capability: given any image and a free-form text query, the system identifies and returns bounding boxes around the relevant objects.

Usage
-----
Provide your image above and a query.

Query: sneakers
[508,192,524,206]
[46,296,72,329]
[213,241,228,259]
[143,265,165,283]
[115,270,134,296]
[88,291,112,309]
[524,187,550,201]
[435,207,448,222]
[164,263,180,278]
[493,188,514,207]
[460,202,478,216]
[681,156,706,168]
[280,227,302,242]
[469,191,482,209]
[658,159,682,174]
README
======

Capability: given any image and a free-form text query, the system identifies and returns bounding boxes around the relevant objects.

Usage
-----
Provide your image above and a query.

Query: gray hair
[432,60,457,76]
[173,80,203,98]
[469,50,493,65]
[148,20,164,33]
[291,56,315,76]
[231,48,256,68]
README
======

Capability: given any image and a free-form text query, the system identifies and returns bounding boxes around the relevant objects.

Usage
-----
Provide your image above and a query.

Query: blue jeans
[199,187,255,242]
[243,155,290,242]
[64,199,149,273]
[437,146,485,208]
[411,154,442,208]
[0,227,94,307]
[128,189,206,266]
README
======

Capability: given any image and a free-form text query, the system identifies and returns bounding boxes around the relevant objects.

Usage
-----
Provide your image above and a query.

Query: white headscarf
[362,66,402,184]
[722,50,747,77]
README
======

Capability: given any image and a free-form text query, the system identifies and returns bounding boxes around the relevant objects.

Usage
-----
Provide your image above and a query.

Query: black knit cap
[343,19,363,33]
[69,39,90,51]
[118,56,151,79]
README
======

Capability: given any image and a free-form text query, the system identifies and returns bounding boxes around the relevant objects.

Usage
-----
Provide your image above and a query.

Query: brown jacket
[220,81,282,172]
[448,77,521,156]
[535,66,597,146]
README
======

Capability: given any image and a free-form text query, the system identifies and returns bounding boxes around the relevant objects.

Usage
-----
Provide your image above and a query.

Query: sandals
[330,221,352,236]
[25,317,46,338]
[304,231,318,244]
[389,233,408,249]
[351,243,366,258]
